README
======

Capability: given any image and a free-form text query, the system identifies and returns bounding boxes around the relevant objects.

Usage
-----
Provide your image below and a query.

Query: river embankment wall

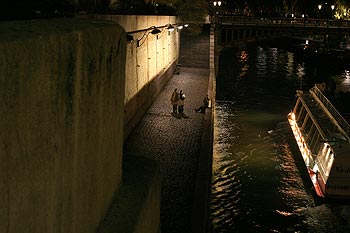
[1,15,179,233]
[0,18,126,233]
[91,15,179,140]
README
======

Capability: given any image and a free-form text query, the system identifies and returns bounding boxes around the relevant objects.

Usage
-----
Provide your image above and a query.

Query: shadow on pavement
[171,112,191,119]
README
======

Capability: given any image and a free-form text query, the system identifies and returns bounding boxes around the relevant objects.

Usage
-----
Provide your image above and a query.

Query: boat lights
[288,112,312,166]
[288,111,326,198]
[312,164,319,174]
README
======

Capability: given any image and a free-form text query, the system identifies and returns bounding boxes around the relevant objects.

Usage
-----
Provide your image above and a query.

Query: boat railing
[310,84,350,139]
[297,93,327,141]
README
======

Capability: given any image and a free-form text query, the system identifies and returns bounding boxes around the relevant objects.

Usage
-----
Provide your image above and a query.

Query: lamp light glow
[167,24,175,32]
[136,26,161,47]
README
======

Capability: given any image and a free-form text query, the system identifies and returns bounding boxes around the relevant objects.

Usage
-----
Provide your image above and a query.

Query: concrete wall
[0,18,126,233]
[98,156,161,233]
[91,15,179,139]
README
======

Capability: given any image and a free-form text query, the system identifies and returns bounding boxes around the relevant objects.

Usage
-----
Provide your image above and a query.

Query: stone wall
[97,156,161,233]
[91,15,179,140]
[0,18,126,233]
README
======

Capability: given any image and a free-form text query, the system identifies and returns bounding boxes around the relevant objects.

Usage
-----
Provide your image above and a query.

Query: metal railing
[298,95,327,141]
[310,84,350,139]
[219,16,350,29]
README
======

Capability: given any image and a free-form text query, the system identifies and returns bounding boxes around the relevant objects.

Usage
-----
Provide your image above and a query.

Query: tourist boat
[287,84,350,199]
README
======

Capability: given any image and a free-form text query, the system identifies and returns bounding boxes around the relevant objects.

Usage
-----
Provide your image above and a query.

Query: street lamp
[330,5,335,20]
[213,1,221,7]
[318,4,322,19]
[318,3,336,19]
[136,26,161,47]
[212,0,222,19]
[166,24,175,32]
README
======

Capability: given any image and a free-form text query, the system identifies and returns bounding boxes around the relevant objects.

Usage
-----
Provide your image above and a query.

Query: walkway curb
[191,24,216,233]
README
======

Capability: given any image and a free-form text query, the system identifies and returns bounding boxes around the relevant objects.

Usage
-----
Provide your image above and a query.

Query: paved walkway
[123,66,210,233]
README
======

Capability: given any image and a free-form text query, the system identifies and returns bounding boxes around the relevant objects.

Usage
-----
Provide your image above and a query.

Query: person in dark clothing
[195,95,210,113]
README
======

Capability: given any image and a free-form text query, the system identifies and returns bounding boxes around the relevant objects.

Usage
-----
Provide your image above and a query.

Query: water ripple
[212,44,350,233]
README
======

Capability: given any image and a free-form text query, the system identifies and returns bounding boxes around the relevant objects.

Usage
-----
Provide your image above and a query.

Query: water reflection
[340,70,350,91]
[268,48,278,73]
[239,50,249,78]
[211,43,350,233]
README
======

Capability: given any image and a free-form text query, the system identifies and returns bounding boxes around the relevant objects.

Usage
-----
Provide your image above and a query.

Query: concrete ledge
[98,156,161,233]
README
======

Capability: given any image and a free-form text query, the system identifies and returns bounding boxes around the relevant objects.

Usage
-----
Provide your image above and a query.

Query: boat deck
[300,92,345,141]
[289,85,350,199]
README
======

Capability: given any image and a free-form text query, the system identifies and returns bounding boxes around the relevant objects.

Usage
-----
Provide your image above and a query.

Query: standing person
[170,88,179,113]
[178,90,186,114]
[195,94,210,113]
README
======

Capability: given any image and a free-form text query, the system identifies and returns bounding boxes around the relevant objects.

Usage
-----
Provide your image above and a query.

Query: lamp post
[317,3,336,19]
[325,3,335,19]
[318,4,322,18]
[213,1,222,7]
[213,0,222,15]
[136,26,161,47]
[330,5,335,19]
[211,1,222,24]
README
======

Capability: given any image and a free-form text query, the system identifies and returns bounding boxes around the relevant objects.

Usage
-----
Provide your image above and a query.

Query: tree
[334,0,350,19]
[0,0,75,20]
[175,0,208,34]
[283,0,298,16]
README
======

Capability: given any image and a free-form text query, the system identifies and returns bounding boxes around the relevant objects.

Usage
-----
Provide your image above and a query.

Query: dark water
[211,41,350,233]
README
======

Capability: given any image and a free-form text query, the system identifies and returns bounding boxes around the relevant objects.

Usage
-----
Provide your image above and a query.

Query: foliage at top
[0,0,75,20]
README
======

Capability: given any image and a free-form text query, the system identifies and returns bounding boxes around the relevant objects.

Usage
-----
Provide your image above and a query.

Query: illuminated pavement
[123,66,210,233]
[123,23,213,233]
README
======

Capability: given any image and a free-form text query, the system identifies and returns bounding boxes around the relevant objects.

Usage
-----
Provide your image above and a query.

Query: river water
[210,40,350,233]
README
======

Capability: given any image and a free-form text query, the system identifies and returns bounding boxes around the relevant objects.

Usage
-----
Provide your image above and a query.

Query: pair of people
[195,95,210,113]
[170,88,186,113]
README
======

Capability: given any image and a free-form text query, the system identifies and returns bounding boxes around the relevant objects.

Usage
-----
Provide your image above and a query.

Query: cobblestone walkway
[123,67,210,233]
